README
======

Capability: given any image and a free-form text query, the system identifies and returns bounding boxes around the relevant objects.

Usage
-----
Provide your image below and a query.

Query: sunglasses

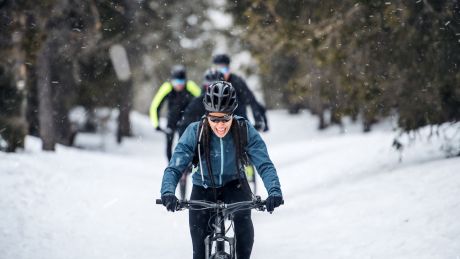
[208,114,233,123]
[217,66,230,74]
[172,79,186,85]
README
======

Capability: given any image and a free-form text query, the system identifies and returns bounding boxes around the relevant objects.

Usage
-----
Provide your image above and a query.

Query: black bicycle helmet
[203,68,225,85]
[203,81,238,113]
[212,54,231,65]
[171,65,186,80]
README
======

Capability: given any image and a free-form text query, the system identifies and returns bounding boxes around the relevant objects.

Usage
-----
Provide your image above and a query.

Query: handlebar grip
[259,198,284,205]
[155,199,162,204]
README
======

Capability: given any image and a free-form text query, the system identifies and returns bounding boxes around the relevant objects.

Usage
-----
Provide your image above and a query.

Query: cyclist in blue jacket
[160,81,283,259]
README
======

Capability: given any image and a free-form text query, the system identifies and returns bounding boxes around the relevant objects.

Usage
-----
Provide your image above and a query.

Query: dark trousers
[189,180,254,259]
[166,131,174,161]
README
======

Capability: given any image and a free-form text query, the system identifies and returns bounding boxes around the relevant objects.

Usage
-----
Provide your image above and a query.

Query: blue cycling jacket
[160,116,282,197]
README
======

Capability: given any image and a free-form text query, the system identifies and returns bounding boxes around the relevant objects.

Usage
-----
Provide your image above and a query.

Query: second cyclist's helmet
[171,65,186,80]
[203,68,225,85]
[212,54,231,65]
[203,81,238,113]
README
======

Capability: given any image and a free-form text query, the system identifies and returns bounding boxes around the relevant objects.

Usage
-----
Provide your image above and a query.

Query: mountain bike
[156,196,275,259]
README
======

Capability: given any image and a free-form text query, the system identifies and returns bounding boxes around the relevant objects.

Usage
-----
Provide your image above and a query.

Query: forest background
[1,0,459,153]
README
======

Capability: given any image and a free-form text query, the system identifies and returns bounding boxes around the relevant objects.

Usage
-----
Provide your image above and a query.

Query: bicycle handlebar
[156,196,283,212]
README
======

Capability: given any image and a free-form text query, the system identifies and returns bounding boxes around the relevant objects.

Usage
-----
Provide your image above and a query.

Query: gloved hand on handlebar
[161,194,179,212]
[266,195,283,212]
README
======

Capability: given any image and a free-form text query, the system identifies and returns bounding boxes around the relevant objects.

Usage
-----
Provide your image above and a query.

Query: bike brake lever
[175,201,187,211]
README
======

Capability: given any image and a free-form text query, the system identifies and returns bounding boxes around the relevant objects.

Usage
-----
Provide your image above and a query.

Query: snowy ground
[1,110,459,259]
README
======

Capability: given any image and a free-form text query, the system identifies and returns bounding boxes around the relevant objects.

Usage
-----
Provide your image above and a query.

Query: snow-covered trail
[1,111,459,259]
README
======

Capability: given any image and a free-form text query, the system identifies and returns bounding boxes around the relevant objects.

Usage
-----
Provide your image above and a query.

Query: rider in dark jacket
[213,54,269,132]
[149,65,201,161]
[177,68,225,137]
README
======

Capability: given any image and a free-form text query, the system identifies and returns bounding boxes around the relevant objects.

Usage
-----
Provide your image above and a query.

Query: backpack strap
[232,117,254,196]
[191,116,206,167]
[234,118,250,167]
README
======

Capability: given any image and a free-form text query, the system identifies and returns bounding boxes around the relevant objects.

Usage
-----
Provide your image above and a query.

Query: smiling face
[207,112,233,138]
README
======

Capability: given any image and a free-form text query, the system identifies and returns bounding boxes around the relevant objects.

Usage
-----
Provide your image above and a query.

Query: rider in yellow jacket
[149,65,201,161]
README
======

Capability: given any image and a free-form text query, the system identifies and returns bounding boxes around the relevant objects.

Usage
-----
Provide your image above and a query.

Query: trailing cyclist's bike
[156,196,277,259]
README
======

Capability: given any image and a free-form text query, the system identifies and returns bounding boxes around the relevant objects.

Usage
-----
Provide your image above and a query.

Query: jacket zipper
[220,138,224,186]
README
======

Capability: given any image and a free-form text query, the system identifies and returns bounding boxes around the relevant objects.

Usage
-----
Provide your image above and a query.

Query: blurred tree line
[0,0,228,152]
[2,0,459,153]
[228,0,460,132]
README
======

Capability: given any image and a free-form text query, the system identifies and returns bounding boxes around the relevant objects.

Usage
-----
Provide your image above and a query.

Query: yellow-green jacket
[149,80,201,129]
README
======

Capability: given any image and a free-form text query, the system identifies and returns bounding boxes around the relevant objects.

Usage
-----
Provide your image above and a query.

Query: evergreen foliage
[228,0,460,132]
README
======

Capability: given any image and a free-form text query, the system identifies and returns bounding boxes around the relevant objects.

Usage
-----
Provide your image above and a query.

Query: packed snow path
[1,111,459,259]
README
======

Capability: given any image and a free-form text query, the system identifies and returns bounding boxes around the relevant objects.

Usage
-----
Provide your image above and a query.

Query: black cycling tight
[189,180,254,259]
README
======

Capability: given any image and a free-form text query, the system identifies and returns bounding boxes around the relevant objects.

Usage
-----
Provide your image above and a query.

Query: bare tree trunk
[0,6,28,152]
[52,57,76,146]
[26,63,39,136]
[34,0,90,148]
[114,1,138,144]
[318,108,327,130]
[117,79,133,143]
[23,11,43,138]
[37,40,55,151]
[363,111,376,133]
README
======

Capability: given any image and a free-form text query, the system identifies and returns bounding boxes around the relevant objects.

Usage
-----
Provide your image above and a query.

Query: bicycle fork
[205,211,235,259]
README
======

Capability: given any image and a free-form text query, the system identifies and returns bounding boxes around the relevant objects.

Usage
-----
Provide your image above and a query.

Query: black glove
[266,195,283,212]
[261,115,269,132]
[155,126,162,132]
[254,120,265,132]
[161,194,179,212]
